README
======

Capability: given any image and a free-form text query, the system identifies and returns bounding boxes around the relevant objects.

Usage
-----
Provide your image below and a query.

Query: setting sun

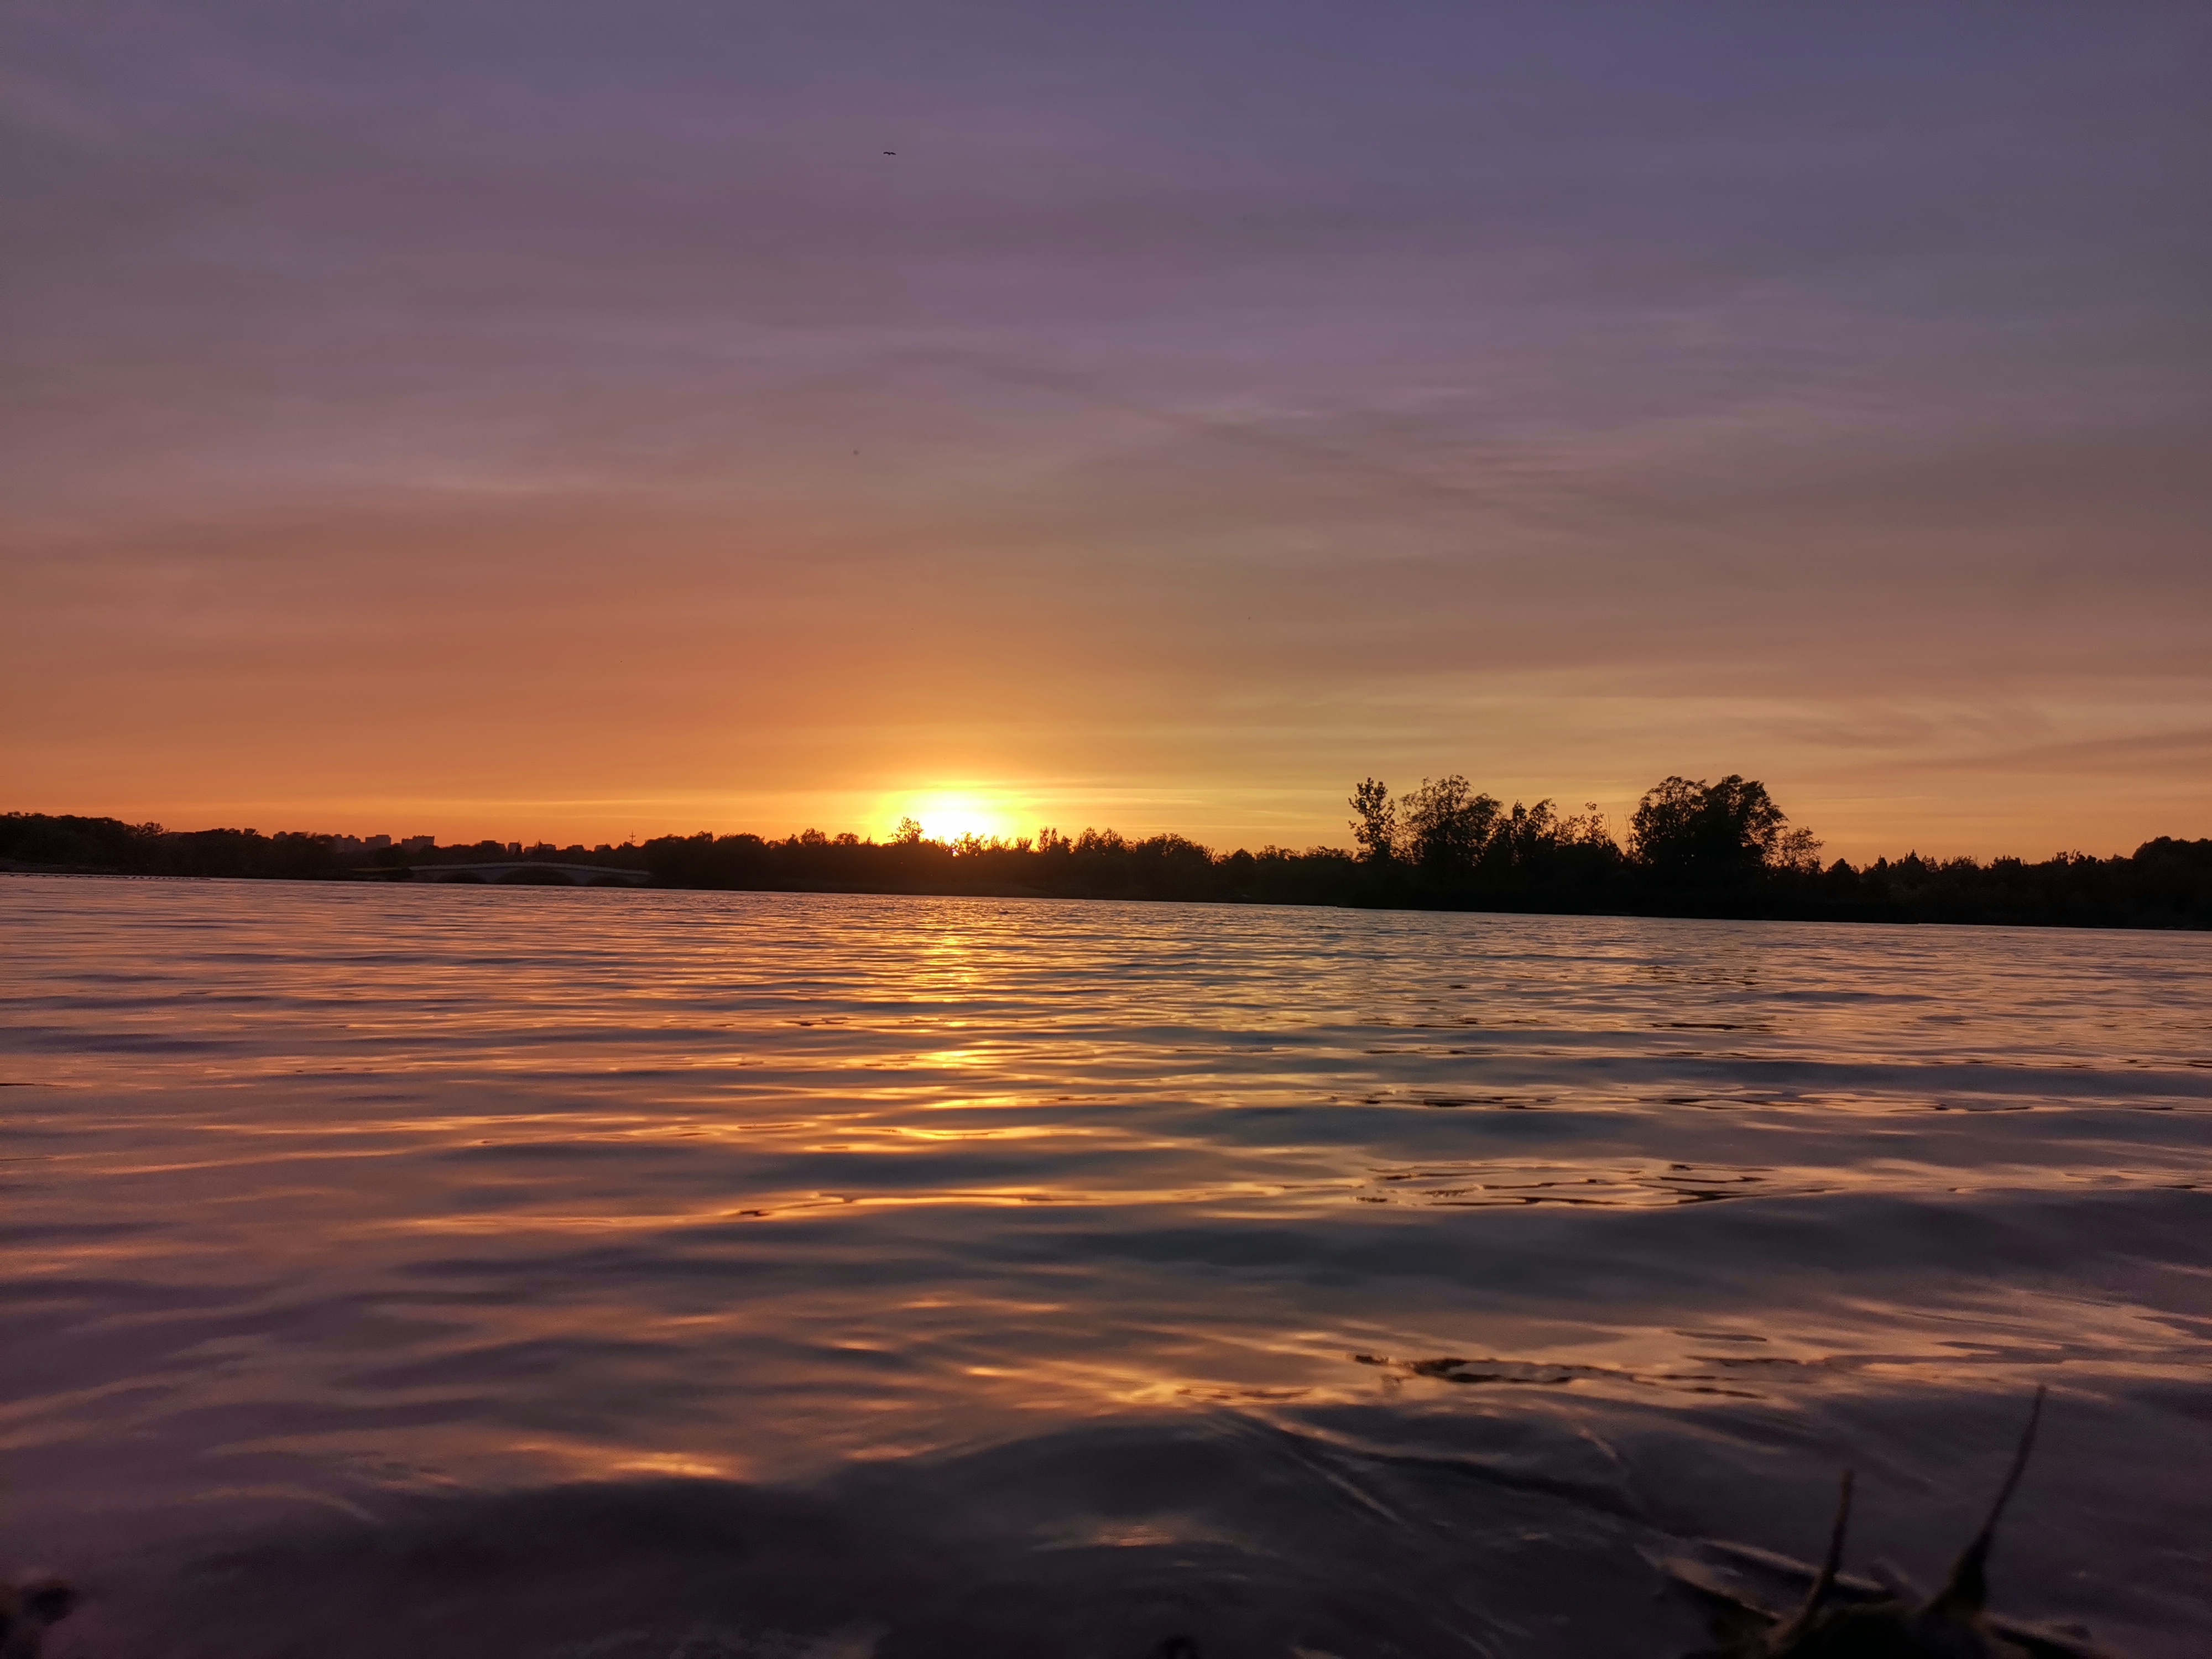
[896,791,1022,845]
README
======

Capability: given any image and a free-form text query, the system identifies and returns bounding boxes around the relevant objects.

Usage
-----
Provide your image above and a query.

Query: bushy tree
[1494,799,1612,863]
[1629,775,1818,885]
[1399,775,1501,877]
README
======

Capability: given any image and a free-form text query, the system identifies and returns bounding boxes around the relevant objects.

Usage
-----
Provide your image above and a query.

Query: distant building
[363,834,393,852]
[400,834,436,853]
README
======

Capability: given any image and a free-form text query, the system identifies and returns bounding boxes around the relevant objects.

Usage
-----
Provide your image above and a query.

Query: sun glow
[898,790,1022,845]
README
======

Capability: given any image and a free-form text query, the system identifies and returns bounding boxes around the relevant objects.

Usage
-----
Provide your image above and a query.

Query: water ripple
[2,877,2207,1654]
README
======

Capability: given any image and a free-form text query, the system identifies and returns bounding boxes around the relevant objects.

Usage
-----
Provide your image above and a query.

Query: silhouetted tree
[1629,775,1817,887]
[1399,775,1501,878]
[1494,799,1610,864]
[1349,778,1396,863]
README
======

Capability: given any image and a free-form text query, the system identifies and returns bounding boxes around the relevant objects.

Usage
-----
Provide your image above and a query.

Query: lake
[3,875,2207,1657]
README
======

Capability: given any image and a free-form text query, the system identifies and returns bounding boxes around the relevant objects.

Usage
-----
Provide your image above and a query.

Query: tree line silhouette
[5,773,2208,930]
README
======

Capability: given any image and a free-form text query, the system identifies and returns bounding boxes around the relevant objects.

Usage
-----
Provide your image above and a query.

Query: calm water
[3,875,2208,1657]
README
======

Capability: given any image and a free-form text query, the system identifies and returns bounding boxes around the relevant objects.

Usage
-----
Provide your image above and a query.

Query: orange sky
[5,5,2208,862]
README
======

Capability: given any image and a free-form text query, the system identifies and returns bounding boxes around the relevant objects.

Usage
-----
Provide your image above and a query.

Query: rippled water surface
[4,876,2209,1657]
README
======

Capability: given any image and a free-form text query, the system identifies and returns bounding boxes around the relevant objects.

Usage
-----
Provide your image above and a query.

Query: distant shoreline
[6,809,2208,933]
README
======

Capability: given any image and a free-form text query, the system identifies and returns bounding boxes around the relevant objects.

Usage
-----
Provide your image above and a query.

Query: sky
[4,2,2208,859]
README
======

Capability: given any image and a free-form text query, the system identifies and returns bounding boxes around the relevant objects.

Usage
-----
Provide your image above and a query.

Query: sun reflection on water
[2,875,2209,1619]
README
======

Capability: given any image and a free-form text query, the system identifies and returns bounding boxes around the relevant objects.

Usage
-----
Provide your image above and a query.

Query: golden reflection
[12,877,2212,1546]
[605,1451,739,1479]
[917,1046,990,1069]
[506,1442,750,1482]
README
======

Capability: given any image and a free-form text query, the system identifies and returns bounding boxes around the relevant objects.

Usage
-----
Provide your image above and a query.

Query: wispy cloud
[3,2,2206,853]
